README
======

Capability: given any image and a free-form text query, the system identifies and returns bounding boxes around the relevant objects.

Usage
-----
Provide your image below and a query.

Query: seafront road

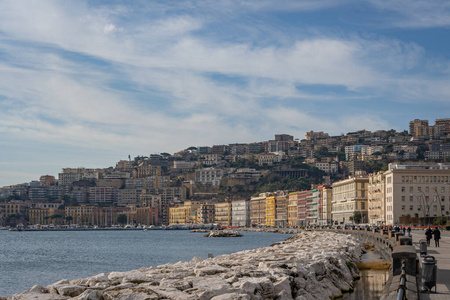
[410,229,450,299]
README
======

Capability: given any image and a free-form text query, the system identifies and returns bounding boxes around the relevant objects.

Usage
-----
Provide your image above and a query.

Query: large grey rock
[211,293,251,300]
[56,285,86,297]
[73,290,103,300]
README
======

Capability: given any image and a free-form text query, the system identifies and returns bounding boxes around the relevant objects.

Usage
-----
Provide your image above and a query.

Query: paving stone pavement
[410,229,450,300]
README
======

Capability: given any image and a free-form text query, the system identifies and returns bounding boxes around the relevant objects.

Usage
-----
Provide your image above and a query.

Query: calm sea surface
[0,230,291,296]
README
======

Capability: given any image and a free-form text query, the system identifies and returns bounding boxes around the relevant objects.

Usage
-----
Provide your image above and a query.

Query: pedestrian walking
[425,227,433,246]
[407,227,411,237]
[402,227,406,235]
[433,227,441,247]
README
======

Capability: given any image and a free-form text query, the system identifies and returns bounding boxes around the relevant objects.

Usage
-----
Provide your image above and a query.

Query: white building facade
[232,199,251,227]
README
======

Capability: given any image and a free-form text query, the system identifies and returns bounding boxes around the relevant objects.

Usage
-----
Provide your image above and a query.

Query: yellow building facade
[265,196,276,227]
[169,205,187,225]
[215,201,232,226]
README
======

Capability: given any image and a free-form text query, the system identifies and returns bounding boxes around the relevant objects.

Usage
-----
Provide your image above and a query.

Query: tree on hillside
[255,173,311,194]
[364,161,388,174]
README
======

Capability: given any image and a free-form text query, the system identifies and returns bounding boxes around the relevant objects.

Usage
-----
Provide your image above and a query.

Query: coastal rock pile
[203,230,242,237]
[8,231,363,300]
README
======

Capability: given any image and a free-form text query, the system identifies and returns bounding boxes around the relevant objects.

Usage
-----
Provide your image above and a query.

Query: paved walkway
[410,229,450,300]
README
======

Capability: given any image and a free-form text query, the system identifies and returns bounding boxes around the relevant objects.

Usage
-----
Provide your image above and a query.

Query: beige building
[28,208,65,226]
[368,171,386,225]
[0,202,28,226]
[287,192,298,227]
[331,176,369,225]
[65,205,95,225]
[215,201,232,226]
[250,194,267,226]
[184,201,203,224]
[318,185,333,226]
[384,163,450,226]
[275,193,288,227]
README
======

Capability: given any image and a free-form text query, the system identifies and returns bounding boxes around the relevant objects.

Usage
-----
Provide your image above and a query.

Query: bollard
[419,239,427,256]
[399,236,412,246]
[421,255,437,293]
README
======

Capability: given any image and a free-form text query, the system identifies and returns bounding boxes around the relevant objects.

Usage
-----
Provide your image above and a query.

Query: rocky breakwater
[7,231,364,300]
[204,230,243,237]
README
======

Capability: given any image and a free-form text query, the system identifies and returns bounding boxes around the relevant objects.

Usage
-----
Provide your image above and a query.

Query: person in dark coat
[407,227,411,237]
[425,227,433,246]
[433,227,441,247]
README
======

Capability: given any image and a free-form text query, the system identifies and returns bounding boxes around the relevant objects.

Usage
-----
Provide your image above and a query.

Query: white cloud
[368,0,450,28]
[0,0,449,186]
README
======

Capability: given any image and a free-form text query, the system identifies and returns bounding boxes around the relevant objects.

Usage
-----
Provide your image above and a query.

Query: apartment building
[65,205,95,225]
[0,202,28,225]
[125,176,168,190]
[195,167,225,186]
[318,185,333,226]
[215,201,232,226]
[183,201,203,224]
[250,194,267,226]
[258,152,283,166]
[384,163,450,226]
[295,190,312,227]
[88,187,117,204]
[28,187,48,201]
[305,131,329,140]
[115,160,135,172]
[134,206,159,226]
[197,203,215,224]
[435,118,450,135]
[306,189,319,225]
[136,163,162,178]
[117,189,143,206]
[368,171,386,225]
[274,193,288,227]
[265,195,276,227]
[287,192,298,227]
[409,119,444,138]
[28,208,65,226]
[39,175,55,186]
[232,199,250,227]
[169,205,187,225]
[331,176,369,225]
[315,161,339,174]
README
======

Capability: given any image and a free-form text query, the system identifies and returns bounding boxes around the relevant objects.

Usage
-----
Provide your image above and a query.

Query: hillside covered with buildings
[1,118,450,228]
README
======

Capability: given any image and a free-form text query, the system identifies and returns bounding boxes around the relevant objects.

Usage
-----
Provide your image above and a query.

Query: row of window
[401,175,450,184]
[401,186,447,193]
[401,205,446,212]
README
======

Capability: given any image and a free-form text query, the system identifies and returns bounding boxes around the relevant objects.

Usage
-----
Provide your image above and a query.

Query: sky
[1,0,450,187]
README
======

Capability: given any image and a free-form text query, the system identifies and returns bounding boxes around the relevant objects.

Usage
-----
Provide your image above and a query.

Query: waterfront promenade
[410,229,450,300]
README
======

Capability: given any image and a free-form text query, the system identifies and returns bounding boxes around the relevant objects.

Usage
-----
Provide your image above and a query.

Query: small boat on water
[0,227,9,230]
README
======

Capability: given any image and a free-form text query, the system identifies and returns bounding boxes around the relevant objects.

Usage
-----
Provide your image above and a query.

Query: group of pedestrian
[425,227,441,247]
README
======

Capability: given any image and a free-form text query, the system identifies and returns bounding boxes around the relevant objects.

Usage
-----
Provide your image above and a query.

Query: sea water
[0,230,291,296]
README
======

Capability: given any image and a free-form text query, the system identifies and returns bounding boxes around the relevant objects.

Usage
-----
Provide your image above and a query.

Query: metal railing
[397,259,407,300]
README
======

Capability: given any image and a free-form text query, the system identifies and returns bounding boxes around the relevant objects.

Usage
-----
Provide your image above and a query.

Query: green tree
[416,143,429,160]
[353,212,362,224]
